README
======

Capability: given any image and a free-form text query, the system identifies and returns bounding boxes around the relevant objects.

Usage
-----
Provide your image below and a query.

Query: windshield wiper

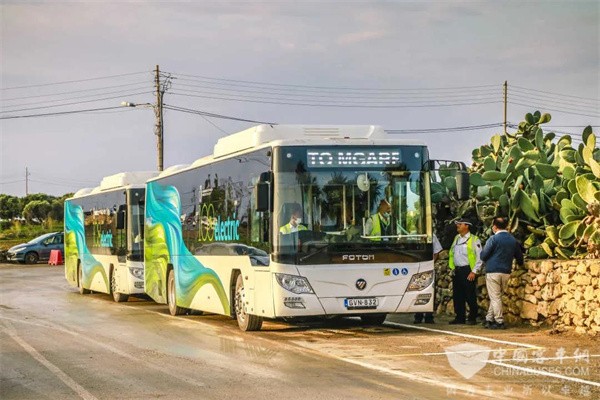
[299,242,332,262]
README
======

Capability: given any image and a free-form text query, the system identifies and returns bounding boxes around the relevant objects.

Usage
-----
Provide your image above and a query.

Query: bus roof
[70,171,158,199]
[151,124,427,182]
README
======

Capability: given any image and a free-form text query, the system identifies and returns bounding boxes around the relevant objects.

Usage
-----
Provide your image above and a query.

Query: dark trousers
[453,265,478,322]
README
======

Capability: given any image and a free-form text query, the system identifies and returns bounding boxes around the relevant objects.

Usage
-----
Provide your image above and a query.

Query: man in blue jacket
[481,216,524,330]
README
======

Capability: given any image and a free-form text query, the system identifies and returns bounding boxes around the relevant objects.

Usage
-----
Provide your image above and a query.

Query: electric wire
[511,85,599,102]
[163,104,276,124]
[0,92,154,114]
[0,106,127,120]
[509,94,599,113]
[508,101,600,119]
[165,71,498,91]
[172,76,501,96]
[171,83,501,102]
[510,88,598,108]
[1,71,151,90]
[1,85,153,110]
[1,81,152,102]
[169,91,502,108]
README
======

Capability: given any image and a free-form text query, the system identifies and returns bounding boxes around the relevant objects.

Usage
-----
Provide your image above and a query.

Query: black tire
[360,314,387,325]
[234,273,263,331]
[78,265,91,295]
[111,270,129,303]
[167,269,186,316]
[24,252,39,264]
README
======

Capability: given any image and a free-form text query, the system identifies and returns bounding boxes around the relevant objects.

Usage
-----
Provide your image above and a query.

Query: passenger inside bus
[364,199,393,240]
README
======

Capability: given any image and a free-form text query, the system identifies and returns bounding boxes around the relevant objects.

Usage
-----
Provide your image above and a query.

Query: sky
[1,0,599,197]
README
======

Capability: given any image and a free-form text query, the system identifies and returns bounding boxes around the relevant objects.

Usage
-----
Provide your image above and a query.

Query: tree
[22,200,52,223]
[0,195,21,219]
[48,200,65,222]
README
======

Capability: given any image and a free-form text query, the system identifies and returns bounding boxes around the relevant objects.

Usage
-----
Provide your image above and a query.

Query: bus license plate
[344,297,378,310]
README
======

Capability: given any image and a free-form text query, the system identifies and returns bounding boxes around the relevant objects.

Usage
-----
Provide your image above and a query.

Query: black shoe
[482,320,494,329]
[490,322,506,330]
[424,318,435,324]
[466,320,477,325]
[449,319,466,325]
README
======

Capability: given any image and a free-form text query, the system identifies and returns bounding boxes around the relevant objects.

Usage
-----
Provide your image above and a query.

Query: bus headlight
[275,273,314,294]
[129,267,144,280]
[406,271,433,291]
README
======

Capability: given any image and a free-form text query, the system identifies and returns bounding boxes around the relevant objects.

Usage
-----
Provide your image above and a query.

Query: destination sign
[307,149,401,168]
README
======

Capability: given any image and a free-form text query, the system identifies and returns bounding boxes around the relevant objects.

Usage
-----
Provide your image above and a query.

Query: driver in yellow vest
[280,204,308,234]
[448,218,482,325]
[365,200,392,240]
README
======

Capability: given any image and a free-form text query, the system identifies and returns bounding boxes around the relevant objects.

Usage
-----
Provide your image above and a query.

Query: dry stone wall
[434,251,600,336]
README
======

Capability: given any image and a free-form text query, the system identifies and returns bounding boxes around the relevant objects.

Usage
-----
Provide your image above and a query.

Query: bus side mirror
[116,205,126,230]
[255,182,270,212]
[456,171,470,200]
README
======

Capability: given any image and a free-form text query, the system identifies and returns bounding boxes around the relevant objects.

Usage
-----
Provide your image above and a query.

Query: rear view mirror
[254,182,270,212]
[116,205,126,230]
[456,171,470,200]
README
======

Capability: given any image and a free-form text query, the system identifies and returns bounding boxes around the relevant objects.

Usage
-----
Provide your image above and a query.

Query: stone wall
[434,251,600,336]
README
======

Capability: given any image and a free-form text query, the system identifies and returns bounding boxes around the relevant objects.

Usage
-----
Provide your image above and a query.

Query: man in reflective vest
[448,218,482,325]
[280,203,307,234]
[365,199,392,240]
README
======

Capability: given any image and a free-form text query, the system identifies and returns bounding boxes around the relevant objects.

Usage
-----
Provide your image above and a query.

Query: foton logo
[342,254,375,262]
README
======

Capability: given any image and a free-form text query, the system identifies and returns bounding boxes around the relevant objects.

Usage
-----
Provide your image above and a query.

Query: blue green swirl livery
[64,201,109,291]
[145,181,229,313]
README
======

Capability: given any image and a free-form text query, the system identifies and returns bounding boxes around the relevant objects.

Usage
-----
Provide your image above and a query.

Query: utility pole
[503,80,508,135]
[25,167,30,196]
[154,65,164,172]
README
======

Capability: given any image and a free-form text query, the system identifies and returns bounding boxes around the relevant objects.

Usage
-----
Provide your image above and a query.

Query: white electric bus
[144,125,468,330]
[65,171,157,302]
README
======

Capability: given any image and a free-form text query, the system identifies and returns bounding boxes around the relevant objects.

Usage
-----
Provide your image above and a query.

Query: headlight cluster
[406,271,433,292]
[275,273,314,294]
[129,267,144,280]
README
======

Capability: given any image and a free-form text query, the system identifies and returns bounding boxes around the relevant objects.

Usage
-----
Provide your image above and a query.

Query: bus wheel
[111,271,129,303]
[234,274,263,331]
[360,314,387,326]
[167,269,186,316]
[78,266,90,295]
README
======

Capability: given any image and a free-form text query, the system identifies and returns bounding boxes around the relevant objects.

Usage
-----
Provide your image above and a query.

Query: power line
[0,179,25,185]
[0,91,153,114]
[171,83,501,102]
[165,71,498,92]
[386,123,504,134]
[172,76,500,96]
[1,86,153,110]
[1,71,150,90]
[0,106,126,120]
[510,88,598,108]
[509,93,599,113]
[163,104,276,124]
[169,91,502,108]
[1,81,151,102]
[511,85,599,102]
[508,101,600,119]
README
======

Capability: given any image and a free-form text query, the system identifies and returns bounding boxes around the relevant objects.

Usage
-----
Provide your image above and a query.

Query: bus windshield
[273,146,432,264]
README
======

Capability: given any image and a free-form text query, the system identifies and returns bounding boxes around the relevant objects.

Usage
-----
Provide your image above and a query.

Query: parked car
[6,232,64,264]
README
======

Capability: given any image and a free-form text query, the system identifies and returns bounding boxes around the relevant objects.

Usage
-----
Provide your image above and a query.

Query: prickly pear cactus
[436,111,600,259]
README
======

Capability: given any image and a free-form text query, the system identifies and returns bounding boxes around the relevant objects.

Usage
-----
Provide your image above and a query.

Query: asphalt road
[1,263,598,400]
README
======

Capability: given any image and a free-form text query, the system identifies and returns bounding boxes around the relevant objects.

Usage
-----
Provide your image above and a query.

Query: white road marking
[488,360,600,387]
[1,320,98,400]
[326,351,497,398]
[385,321,540,349]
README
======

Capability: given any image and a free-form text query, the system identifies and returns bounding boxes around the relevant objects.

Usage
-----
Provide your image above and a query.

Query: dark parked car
[6,232,64,264]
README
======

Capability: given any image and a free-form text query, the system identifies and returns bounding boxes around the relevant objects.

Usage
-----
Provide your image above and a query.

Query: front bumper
[6,252,25,262]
